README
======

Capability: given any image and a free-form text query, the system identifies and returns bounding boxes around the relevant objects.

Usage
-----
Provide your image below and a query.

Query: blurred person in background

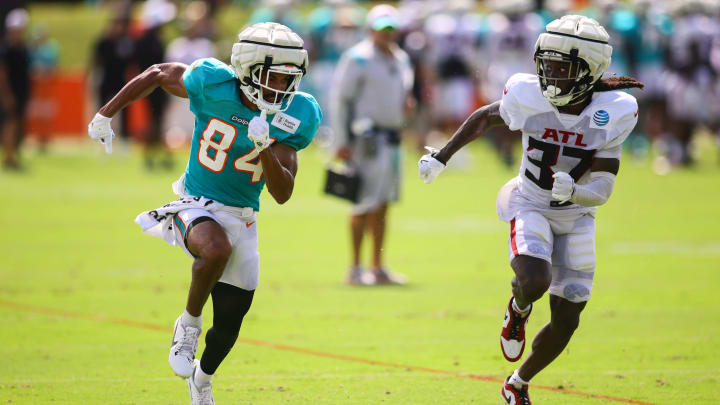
[711,1,720,165]
[164,1,217,149]
[135,0,176,170]
[0,8,30,171]
[627,0,672,160]
[396,0,434,152]
[662,0,720,168]
[593,0,637,80]
[480,0,544,168]
[305,0,364,143]
[248,0,304,33]
[537,0,573,22]
[0,0,25,40]
[166,1,216,67]
[419,15,643,404]
[88,22,321,405]
[90,13,134,145]
[29,24,59,153]
[331,4,414,286]
[423,0,480,139]
[593,0,658,160]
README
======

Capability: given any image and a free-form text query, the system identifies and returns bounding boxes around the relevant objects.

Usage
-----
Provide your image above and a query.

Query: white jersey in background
[480,13,543,101]
[497,73,638,217]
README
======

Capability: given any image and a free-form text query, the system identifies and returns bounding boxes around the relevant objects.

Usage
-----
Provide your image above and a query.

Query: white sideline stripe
[2,372,447,385]
[609,241,720,255]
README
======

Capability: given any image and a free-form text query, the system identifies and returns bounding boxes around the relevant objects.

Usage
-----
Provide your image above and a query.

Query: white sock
[181,310,202,329]
[512,298,531,316]
[509,369,529,388]
[194,363,213,387]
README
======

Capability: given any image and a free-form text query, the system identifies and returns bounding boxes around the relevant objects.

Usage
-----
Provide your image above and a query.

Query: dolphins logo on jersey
[593,110,609,126]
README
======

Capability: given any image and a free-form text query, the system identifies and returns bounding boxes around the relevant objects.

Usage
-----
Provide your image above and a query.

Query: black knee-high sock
[200,282,254,375]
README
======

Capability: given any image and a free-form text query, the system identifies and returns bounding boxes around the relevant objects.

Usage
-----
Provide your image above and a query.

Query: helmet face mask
[535,50,593,106]
[231,22,309,113]
[245,63,304,112]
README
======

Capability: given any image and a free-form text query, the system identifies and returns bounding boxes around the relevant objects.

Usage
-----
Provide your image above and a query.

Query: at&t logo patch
[593,110,609,126]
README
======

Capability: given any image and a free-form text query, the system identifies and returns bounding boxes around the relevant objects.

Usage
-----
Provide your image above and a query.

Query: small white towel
[135,174,254,245]
[135,195,219,245]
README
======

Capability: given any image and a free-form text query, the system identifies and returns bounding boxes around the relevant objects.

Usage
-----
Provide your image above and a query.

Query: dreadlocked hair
[594,76,644,92]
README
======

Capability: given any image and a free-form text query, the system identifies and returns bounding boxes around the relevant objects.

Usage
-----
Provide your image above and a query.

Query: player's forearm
[259,150,295,204]
[570,171,616,206]
[98,65,165,117]
[435,101,502,164]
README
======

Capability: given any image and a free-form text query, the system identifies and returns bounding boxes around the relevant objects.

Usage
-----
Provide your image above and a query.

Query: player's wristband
[431,152,447,165]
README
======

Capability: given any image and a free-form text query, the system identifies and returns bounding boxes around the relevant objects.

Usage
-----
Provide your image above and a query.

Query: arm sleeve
[498,78,525,131]
[329,53,364,148]
[570,171,616,207]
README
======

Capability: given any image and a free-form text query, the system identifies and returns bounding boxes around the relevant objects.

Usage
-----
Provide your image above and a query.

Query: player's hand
[418,146,446,184]
[88,112,115,154]
[551,172,574,202]
[248,110,271,152]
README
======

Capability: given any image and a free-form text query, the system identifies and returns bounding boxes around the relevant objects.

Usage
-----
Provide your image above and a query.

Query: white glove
[248,110,271,152]
[88,112,114,154]
[551,171,574,202]
[418,146,446,184]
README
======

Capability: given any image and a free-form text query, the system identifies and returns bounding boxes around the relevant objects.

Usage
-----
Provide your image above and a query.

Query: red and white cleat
[500,296,532,362]
[501,375,532,405]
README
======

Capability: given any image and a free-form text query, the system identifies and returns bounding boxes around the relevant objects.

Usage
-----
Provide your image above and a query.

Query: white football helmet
[231,22,308,113]
[534,15,612,106]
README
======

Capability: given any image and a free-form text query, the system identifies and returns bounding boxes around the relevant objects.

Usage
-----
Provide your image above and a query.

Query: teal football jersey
[181,58,322,211]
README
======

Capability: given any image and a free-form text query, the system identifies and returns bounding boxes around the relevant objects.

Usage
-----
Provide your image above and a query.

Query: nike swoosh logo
[503,388,514,404]
[246,221,255,228]
[171,322,179,346]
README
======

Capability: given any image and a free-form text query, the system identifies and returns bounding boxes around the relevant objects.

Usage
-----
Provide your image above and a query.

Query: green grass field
[1,138,719,404]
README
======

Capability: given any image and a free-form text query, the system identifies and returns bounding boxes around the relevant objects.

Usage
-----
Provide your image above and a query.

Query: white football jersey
[499,73,638,210]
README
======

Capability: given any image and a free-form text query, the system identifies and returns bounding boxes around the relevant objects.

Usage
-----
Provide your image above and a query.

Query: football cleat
[369,268,407,286]
[500,297,532,362]
[187,359,214,405]
[502,375,531,405]
[346,266,372,286]
[169,315,202,378]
